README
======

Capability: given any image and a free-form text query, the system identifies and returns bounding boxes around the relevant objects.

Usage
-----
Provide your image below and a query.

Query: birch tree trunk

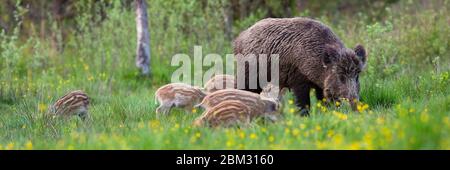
[135,0,151,76]
[222,0,234,41]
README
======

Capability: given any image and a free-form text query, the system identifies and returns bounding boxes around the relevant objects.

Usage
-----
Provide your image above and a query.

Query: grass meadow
[0,0,449,149]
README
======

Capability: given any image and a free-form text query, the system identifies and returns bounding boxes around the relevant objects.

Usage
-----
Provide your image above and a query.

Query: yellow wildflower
[249,133,257,139]
[332,134,344,146]
[189,136,197,143]
[195,132,201,138]
[316,141,327,149]
[83,64,89,71]
[444,117,450,127]
[349,143,361,150]
[381,127,393,142]
[289,108,295,113]
[268,136,275,143]
[284,128,290,134]
[138,122,145,129]
[239,131,245,139]
[292,129,300,137]
[420,110,429,123]
[149,120,160,128]
[335,101,341,107]
[376,117,385,124]
[6,143,14,150]
[25,141,33,150]
[304,131,310,137]
[357,103,369,112]
[261,128,267,133]
[38,103,47,113]
[288,99,294,105]
[316,102,322,107]
[226,140,235,148]
[333,111,348,120]
[286,120,293,126]
[327,130,335,138]
[363,132,374,149]
[315,125,322,131]
[299,124,306,130]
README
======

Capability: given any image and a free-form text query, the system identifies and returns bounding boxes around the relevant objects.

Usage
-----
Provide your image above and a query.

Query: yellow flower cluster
[332,111,348,121]
[357,103,369,112]
[25,141,33,150]
[316,102,327,112]
[38,103,47,113]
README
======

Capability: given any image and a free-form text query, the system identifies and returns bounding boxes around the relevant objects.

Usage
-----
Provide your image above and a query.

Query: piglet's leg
[156,103,172,118]
[183,104,195,114]
[78,111,89,121]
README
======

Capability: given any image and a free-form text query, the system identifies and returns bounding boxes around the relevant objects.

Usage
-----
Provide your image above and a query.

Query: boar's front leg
[291,84,312,116]
[313,85,324,101]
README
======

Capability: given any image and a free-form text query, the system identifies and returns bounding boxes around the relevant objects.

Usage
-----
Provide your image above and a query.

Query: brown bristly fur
[234,17,367,113]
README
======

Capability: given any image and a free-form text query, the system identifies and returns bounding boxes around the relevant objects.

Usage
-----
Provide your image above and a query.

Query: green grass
[0,71,448,150]
[0,0,449,150]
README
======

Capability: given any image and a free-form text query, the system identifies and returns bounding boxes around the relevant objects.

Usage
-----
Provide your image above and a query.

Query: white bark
[222,0,233,41]
[135,0,151,75]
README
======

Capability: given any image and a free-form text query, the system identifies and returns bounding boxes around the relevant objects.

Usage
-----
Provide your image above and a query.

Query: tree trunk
[239,0,250,19]
[222,0,233,41]
[135,0,151,76]
[296,0,308,13]
[0,19,7,32]
[282,0,293,17]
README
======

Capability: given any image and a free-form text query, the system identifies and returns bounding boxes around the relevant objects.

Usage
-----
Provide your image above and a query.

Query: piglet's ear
[354,44,367,66]
[322,44,338,66]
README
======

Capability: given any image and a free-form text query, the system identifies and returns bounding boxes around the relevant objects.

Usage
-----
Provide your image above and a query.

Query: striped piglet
[47,90,90,120]
[193,100,253,127]
[193,88,282,127]
[154,83,206,117]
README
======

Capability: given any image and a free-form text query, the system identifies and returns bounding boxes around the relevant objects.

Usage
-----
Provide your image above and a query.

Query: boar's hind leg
[292,84,312,117]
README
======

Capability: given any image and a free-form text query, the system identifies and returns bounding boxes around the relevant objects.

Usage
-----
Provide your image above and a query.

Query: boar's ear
[322,45,339,67]
[354,44,367,67]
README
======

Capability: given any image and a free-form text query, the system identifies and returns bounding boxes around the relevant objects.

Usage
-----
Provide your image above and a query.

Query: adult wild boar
[234,17,367,115]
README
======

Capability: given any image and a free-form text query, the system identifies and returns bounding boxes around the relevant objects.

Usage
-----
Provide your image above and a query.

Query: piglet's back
[50,90,89,116]
[198,89,262,109]
[194,100,252,127]
[156,83,205,100]
[204,74,236,93]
